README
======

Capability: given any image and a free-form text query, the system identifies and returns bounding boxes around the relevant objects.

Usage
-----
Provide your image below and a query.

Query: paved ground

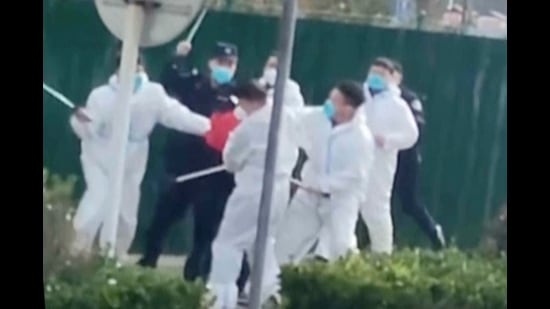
[126,254,184,269]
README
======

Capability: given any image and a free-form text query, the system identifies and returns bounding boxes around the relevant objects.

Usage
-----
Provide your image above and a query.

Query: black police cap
[211,41,238,59]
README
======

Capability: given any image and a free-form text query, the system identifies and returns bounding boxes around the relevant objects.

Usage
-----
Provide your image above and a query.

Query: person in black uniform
[390,60,446,249]
[137,40,249,291]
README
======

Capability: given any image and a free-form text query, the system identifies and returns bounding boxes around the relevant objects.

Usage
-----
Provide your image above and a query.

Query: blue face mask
[366,73,387,92]
[211,66,234,85]
[323,99,335,120]
[110,74,144,93]
[133,75,143,93]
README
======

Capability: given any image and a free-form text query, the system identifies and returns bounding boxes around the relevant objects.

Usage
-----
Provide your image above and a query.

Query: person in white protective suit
[69,53,211,257]
[359,57,419,254]
[229,54,306,305]
[257,51,306,198]
[275,81,375,265]
[258,51,305,110]
[231,53,304,124]
[208,81,297,309]
[236,51,305,175]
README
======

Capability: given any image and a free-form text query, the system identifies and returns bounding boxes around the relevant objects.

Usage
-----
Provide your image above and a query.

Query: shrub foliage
[282,248,507,309]
[43,169,506,308]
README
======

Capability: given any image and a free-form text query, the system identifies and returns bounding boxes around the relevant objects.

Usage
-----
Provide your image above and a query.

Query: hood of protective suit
[387,83,402,96]
[265,79,305,110]
[108,72,149,93]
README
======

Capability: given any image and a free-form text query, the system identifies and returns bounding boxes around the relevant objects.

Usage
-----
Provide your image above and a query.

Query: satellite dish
[94,0,203,47]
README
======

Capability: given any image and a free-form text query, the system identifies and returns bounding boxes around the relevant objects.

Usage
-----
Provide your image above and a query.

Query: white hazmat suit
[267,78,305,193]
[266,79,305,110]
[235,78,304,196]
[276,107,375,264]
[208,103,297,309]
[359,86,419,254]
[70,73,210,256]
[229,77,305,297]
[259,67,305,111]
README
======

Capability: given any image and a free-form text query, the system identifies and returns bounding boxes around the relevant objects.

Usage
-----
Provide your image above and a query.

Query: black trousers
[393,149,443,248]
[139,172,250,291]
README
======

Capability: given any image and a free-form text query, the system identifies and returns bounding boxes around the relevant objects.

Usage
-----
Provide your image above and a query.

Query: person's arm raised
[159,40,196,100]
[157,87,210,135]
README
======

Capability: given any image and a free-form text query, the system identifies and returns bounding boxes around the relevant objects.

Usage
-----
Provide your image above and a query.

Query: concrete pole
[248,0,298,308]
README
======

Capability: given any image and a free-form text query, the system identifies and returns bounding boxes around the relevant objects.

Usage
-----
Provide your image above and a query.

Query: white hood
[387,83,402,96]
[108,72,149,92]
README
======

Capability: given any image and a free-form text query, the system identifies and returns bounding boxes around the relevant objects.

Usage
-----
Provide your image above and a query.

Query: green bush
[43,168,210,308]
[281,248,507,309]
[480,203,507,257]
[43,168,78,278]
[44,260,210,309]
[44,169,505,308]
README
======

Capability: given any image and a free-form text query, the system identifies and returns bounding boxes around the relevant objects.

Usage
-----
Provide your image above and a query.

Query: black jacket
[160,55,236,175]
[400,85,425,150]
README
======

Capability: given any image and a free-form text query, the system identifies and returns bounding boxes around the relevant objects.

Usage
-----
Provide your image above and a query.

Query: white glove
[176,41,192,56]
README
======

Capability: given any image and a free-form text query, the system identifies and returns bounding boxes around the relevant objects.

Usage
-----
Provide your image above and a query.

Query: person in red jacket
[205,109,242,152]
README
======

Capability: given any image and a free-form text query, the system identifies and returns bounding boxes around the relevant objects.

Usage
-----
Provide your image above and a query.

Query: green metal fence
[43,1,506,252]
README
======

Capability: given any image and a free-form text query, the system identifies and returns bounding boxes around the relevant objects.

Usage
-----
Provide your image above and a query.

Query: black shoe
[137,257,156,268]
[313,255,329,263]
[237,291,249,307]
[262,294,282,309]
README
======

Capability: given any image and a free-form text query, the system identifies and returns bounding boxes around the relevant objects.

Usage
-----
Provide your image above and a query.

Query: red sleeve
[204,111,240,152]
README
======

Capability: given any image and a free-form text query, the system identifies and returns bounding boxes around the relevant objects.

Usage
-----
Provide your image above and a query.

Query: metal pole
[102,2,145,258]
[461,0,469,34]
[248,0,298,308]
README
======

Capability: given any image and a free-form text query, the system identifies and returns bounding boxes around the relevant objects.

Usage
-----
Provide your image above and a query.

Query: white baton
[175,165,327,197]
[185,8,207,43]
[43,83,75,109]
[175,164,227,183]
[43,82,93,121]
